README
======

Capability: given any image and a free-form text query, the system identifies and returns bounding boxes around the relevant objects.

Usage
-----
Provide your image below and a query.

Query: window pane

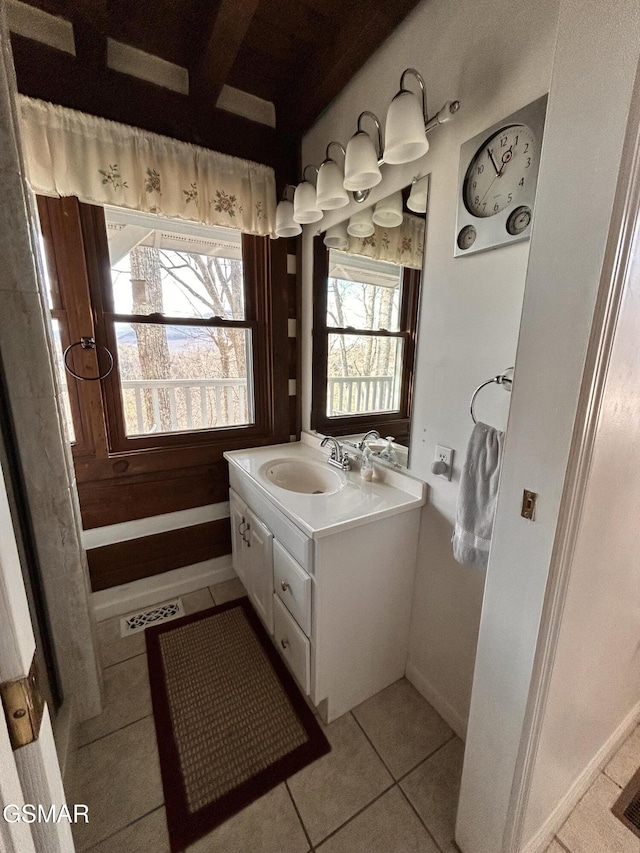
[328,250,402,332]
[114,323,254,436]
[327,333,403,416]
[105,211,245,320]
[50,319,75,443]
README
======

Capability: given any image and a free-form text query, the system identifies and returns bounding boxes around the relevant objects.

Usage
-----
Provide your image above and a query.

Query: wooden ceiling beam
[191,0,262,105]
[10,34,287,170]
[279,0,423,134]
[54,0,107,66]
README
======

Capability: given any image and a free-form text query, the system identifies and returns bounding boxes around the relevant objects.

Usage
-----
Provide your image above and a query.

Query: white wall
[301,0,560,734]
[457,0,640,850]
[521,79,640,847]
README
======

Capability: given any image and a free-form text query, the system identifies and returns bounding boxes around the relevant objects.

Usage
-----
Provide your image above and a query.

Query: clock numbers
[455,95,546,255]
[463,124,536,219]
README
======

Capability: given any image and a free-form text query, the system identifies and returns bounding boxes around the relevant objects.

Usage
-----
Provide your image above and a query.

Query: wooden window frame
[37,196,107,458]
[311,236,420,443]
[83,204,273,452]
[38,196,289,469]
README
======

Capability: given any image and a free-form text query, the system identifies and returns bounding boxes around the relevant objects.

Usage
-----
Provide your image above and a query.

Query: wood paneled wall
[86,520,232,591]
[39,196,294,592]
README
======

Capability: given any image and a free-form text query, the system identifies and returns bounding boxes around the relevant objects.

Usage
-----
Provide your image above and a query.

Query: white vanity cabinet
[229,490,274,635]
[226,440,426,723]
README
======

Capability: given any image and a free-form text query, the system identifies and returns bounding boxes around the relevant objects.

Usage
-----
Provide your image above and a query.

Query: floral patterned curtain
[17,96,277,237]
[345,212,424,270]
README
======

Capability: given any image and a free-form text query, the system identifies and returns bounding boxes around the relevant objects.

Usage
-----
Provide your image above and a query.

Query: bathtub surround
[0,8,101,723]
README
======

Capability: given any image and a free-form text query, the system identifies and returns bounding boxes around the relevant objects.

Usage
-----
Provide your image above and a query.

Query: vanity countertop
[224,432,426,539]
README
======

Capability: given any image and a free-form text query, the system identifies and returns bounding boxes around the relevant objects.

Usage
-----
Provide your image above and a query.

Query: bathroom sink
[258,458,346,495]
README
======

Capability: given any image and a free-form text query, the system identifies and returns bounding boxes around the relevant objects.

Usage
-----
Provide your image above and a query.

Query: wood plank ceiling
[9,0,423,181]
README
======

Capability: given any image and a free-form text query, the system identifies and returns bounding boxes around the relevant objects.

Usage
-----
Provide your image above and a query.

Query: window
[312,240,420,442]
[37,196,289,461]
[104,209,255,441]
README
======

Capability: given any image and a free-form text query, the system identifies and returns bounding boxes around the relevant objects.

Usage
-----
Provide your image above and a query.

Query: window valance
[343,212,424,270]
[17,96,277,237]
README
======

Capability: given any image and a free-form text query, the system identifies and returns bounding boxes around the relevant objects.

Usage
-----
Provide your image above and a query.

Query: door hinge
[0,657,45,750]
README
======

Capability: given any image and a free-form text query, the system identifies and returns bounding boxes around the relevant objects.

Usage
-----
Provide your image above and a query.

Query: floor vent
[120,599,185,637]
[612,766,640,839]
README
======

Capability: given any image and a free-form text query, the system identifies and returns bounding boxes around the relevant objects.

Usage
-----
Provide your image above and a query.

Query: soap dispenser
[380,436,398,465]
[360,445,375,482]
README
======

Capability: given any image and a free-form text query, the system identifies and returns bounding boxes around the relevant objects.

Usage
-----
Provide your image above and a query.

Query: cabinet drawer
[273,540,311,636]
[273,596,310,695]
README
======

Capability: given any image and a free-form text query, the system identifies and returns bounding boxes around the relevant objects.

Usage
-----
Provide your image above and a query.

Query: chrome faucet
[320,436,351,471]
[358,429,381,450]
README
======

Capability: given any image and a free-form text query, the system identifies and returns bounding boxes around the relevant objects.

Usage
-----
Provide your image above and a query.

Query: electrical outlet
[434,445,454,480]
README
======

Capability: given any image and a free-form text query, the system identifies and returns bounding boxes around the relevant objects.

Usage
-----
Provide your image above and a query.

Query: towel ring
[470,368,514,424]
[63,337,114,381]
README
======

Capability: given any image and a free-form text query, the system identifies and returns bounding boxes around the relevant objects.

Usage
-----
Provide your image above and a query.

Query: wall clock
[454,95,547,257]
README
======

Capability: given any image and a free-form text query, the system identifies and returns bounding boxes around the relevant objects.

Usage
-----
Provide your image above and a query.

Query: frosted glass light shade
[343,131,382,192]
[347,207,375,238]
[293,181,323,224]
[407,175,429,213]
[384,90,429,165]
[323,222,349,249]
[372,191,403,228]
[316,160,349,210]
[275,200,302,237]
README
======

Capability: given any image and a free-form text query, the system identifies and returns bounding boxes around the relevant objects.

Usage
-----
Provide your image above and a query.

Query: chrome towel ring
[63,336,114,381]
[470,368,513,424]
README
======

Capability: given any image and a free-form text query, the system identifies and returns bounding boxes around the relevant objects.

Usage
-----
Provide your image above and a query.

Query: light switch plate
[435,445,454,480]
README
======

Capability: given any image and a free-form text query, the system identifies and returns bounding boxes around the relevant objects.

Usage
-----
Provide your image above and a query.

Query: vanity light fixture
[407,175,429,213]
[385,68,460,165]
[316,142,349,210]
[293,165,323,224]
[372,190,404,228]
[347,206,375,238]
[323,222,349,249]
[274,69,459,237]
[343,111,383,193]
[275,185,302,238]
[384,68,430,164]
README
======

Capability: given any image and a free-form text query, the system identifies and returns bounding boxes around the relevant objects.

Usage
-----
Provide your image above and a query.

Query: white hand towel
[452,422,504,569]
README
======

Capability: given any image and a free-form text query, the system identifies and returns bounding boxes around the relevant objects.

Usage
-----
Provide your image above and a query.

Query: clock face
[454,95,547,256]
[463,124,537,218]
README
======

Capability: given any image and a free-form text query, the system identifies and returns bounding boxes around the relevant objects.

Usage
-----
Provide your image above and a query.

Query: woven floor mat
[146,597,329,851]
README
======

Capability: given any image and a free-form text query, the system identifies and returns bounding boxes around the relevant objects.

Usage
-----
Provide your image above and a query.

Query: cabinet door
[229,489,250,587]
[246,507,274,635]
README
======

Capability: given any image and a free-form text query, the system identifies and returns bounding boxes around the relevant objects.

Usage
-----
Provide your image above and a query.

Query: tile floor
[544,722,640,853]
[67,579,464,853]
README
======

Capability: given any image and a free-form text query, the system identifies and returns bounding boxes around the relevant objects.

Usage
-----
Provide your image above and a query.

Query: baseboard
[91,555,235,621]
[521,698,640,853]
[405,660,468,740]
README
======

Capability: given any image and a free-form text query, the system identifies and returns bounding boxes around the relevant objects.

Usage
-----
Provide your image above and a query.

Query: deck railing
[120,378,250,435]
[328,375,397,416]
